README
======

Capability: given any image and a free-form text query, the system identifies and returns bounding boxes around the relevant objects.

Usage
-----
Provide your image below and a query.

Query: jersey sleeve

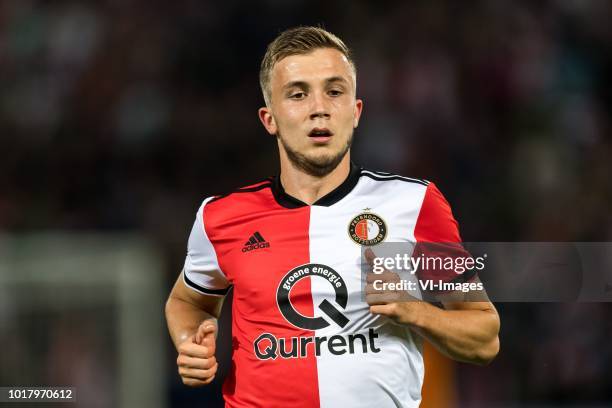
[413,182,476,285]
[183,197,231,296]
[414,182,461,243]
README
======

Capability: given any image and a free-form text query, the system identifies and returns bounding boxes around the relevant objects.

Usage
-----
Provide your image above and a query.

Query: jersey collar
[272,162,362,208]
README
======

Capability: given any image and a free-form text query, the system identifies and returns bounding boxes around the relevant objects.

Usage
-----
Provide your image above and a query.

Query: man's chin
[286,150,348,178]
[278,131,353,177]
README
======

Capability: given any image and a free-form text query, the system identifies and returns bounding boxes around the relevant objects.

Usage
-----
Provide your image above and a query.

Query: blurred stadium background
[1,1,611,407]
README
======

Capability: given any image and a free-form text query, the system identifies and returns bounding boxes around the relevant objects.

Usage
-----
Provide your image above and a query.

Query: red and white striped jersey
[183,163,462,408]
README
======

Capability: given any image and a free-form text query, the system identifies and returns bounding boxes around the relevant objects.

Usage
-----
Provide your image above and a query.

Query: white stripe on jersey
[309,175,428,408]
[360,169,430,186]
[183,196,230,295]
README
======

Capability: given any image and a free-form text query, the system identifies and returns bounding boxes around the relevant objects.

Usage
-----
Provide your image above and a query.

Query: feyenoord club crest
[348,211,387,246]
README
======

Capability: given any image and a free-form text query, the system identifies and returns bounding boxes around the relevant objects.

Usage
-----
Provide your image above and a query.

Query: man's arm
[370,297,500,365]
[165,270,225,386]
[166,270,224,348]
[389,181,500,365]
[365,249,500,365]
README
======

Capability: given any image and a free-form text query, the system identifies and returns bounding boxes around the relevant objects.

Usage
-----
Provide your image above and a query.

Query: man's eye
[328,89,343,96]
[290,92,306,99]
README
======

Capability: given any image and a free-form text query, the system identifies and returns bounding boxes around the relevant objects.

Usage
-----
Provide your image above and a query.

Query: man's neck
[279,154,351,205]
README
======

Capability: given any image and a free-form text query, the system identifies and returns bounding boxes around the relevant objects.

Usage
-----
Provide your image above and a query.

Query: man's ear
[258,107,277,135]
[353,99,363,128]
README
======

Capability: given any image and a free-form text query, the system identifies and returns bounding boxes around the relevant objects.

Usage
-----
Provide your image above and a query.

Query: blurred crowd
[1,0,611,406]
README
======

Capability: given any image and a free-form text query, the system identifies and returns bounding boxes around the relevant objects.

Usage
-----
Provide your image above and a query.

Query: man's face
[259,48,363,177]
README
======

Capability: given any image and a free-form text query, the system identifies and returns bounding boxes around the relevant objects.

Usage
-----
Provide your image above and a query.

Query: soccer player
[165,26,500,407]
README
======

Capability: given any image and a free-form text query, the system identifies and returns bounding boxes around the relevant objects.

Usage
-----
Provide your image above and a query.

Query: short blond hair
[259,26,356,106]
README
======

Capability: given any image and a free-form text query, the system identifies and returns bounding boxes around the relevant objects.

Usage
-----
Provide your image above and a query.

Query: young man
[165,26,500,407]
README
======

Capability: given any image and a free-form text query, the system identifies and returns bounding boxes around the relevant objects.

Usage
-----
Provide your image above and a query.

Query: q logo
[276,263,349,330]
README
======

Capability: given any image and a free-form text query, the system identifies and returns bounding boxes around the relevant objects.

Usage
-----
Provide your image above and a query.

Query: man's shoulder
[209,178,273,202]
[199,177,275,217]
[357,167,430,190]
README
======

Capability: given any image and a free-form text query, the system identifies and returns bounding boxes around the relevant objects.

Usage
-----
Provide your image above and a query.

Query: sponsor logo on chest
[253,263,382,360]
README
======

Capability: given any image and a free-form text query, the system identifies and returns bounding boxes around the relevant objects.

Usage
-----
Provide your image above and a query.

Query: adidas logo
[242,232,270,252]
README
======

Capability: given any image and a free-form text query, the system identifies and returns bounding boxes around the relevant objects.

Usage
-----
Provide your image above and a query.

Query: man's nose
[309,92,330,120]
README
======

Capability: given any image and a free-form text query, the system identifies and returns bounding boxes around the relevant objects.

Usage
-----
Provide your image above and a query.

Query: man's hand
[176,319,218,387]
[364,248,423,326]
[363,248,500,365]
[365,268,423,326]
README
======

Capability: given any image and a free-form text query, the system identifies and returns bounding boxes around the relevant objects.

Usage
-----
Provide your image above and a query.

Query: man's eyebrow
[283,81,309,90]
[325,76,349,85]
[282,77,350,90]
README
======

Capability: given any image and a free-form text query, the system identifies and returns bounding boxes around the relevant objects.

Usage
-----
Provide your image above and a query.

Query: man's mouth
[308,128,333,142]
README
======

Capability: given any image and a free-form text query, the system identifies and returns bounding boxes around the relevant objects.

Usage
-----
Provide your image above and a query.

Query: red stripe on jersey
[414,182,461,243]
[204,187,320,408]
[414,182,471,284]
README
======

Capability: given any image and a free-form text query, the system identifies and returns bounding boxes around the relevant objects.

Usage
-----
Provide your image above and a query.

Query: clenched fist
[176,320,218,387]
